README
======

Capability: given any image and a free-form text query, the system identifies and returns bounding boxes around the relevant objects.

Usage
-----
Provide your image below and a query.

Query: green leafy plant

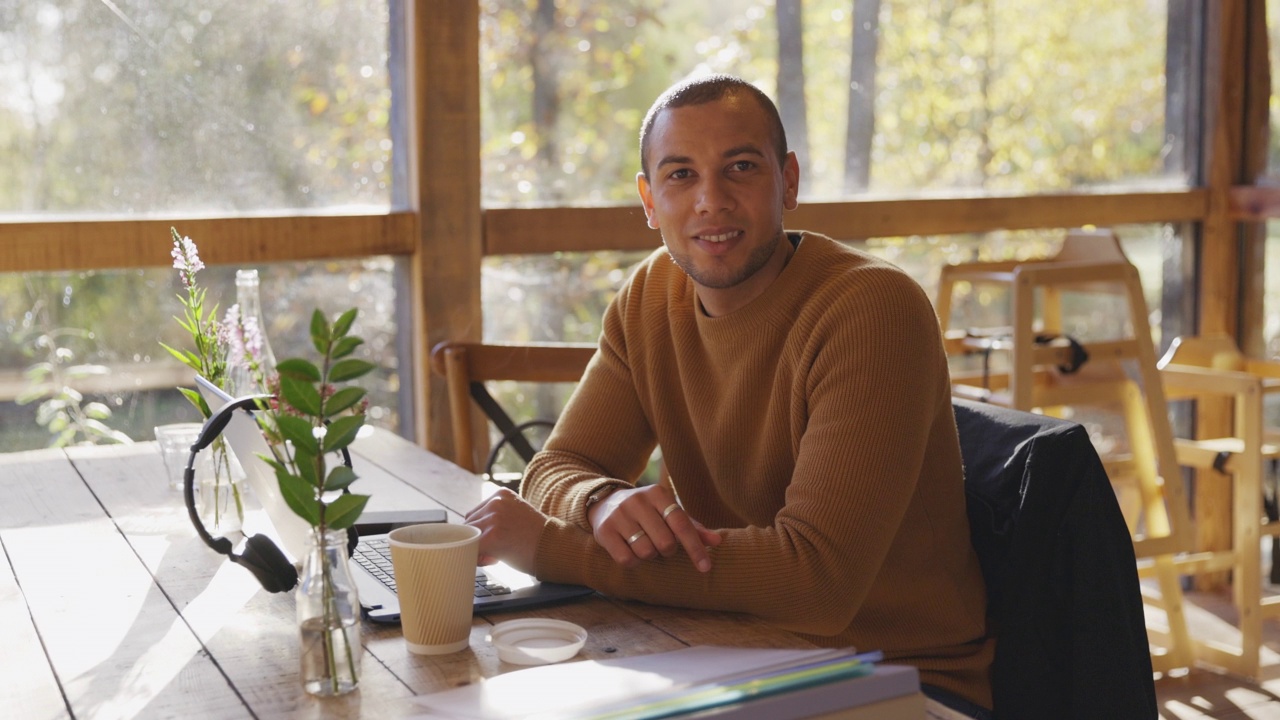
[258,308,374,531]
[159,227,226,419]
[158,227,244,529]
[257,307,374,695]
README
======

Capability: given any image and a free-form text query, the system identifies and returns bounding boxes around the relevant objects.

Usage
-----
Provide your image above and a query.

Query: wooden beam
[1200,4,1247,340]
[789,191,1209,239]
[1239,1,1272,357]
[482,190,1209,255]
[1193,2,1252,590]
[0,191,1213,271]
[413,0,483,454]
[1229,185,1280,220]
[0,213,416,272]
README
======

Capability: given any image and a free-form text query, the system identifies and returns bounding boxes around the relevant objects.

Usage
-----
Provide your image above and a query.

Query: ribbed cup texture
[389,523,479,654]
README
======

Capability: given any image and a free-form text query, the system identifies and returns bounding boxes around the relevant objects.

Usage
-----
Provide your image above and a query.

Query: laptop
[194,375,594,622]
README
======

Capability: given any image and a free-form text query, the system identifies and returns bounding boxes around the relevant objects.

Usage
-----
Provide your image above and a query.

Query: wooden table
[1,428,820,719]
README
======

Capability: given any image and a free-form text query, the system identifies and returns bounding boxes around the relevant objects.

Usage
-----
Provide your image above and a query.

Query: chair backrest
[952,399,1156,720]
[428,341,597,481]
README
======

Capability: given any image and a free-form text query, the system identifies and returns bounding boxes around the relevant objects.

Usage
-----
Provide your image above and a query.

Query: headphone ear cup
[233,534,299,593]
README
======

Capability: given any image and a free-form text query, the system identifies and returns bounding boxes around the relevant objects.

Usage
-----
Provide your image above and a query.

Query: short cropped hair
[638,75,788,179]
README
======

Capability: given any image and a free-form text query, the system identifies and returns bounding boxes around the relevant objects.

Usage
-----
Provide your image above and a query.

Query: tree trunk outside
[844,0,881,194]
[531,0,561,202]
[776,0,809,188]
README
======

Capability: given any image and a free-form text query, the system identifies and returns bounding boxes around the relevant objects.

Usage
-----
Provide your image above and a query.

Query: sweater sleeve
[531,266,954,638]
[520,284,659,532]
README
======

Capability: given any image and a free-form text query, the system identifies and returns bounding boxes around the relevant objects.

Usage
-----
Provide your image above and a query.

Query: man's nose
[694,176,734,214]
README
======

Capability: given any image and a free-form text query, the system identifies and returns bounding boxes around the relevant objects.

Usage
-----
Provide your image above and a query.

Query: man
[465,75,993,717]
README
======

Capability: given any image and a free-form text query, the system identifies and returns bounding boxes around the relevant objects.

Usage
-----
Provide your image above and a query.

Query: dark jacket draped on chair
[953,399,1157,719]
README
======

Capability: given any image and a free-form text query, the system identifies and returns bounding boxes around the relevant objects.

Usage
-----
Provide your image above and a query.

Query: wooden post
[410,0,484,455]
[1239,1,1272,358]
[1193,1,1256,588]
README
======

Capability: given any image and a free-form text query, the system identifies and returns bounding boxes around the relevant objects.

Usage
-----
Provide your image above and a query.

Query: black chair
[953,398,1157,719]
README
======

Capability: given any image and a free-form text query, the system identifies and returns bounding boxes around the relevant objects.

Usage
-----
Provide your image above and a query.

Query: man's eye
[728,161,755,172]
[668,168,692,180]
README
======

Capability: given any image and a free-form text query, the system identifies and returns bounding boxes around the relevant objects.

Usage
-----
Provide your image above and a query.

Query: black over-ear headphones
[184,394,356,593]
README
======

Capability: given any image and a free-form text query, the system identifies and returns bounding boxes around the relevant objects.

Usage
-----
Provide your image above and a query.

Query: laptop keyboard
[353,536,513,599]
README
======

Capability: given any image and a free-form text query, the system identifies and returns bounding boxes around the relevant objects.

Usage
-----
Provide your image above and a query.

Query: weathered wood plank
[1,433,860,718]
[0,449,248,719]
[0,532,69,720]
[0,213,416,273]
[364,596,686,696]
[616,602,819,651]
[66,441,422,719]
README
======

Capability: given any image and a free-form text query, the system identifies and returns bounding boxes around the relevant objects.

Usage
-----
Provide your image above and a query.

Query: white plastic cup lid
[487,618,587,666]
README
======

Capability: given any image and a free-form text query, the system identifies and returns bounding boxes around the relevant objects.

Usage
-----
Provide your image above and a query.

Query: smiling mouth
[697,230,743,243]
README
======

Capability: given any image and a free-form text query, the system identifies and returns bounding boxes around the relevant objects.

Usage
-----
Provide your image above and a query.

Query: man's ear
[636,172,659,229]
[782,151,800,211]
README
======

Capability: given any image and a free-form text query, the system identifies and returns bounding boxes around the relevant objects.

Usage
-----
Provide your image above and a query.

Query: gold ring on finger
[661,503,679,519]
[626,530,647,545]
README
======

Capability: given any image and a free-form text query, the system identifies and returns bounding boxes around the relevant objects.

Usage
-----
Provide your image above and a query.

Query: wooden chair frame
[428,341,597,474]
[935,228,1195,672]
[1158,334,1280,677]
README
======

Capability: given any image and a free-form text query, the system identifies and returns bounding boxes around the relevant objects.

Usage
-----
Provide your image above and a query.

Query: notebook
[193,375,594,622]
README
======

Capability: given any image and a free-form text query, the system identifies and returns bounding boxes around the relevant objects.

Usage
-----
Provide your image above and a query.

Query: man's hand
[464,488,547,575]
[588,485,721,571]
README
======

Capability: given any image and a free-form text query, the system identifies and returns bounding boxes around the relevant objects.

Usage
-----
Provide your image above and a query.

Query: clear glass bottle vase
[197,436,246,534]
[227,268,278,397]
[297,527,363,697]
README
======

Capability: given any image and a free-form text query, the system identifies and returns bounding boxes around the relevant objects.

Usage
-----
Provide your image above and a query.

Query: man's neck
[695,233,799,318]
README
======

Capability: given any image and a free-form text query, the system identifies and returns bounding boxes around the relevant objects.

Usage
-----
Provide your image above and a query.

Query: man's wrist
[584,483,617,511]
[583,481,625,528]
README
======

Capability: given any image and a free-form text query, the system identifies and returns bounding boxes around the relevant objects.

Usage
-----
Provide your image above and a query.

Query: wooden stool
[1159,334,1280,677]
[935,228,1195,673]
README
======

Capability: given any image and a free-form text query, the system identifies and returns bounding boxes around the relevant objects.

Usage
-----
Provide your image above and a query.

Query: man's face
[637,94,799,314]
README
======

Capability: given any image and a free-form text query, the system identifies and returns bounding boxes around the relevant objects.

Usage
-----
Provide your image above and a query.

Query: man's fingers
[600,531,642,567]
[690,518,723,547]
[590,486,716,571]
[661,508,713,572]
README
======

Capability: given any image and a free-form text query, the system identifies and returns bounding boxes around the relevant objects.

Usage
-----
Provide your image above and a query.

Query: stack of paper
[410,646,920,720]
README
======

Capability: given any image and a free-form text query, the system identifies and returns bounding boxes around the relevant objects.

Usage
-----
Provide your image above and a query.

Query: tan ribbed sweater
[523,232,993,708]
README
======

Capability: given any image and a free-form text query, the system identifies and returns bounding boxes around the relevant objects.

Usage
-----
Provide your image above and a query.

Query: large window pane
[481,0,1181,206]
[0,257,402,452]
[0,1,394,216]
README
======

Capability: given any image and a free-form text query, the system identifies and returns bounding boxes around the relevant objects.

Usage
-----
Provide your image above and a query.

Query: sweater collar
[693,231,822,340]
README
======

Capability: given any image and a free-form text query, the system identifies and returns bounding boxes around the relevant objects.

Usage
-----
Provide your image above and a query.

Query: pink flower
[223,304,246,369]
[170,235,205,290]
[242,314,265,364]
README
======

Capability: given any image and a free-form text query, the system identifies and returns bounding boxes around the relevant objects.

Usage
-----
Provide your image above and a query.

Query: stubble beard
[664,227,786,290]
